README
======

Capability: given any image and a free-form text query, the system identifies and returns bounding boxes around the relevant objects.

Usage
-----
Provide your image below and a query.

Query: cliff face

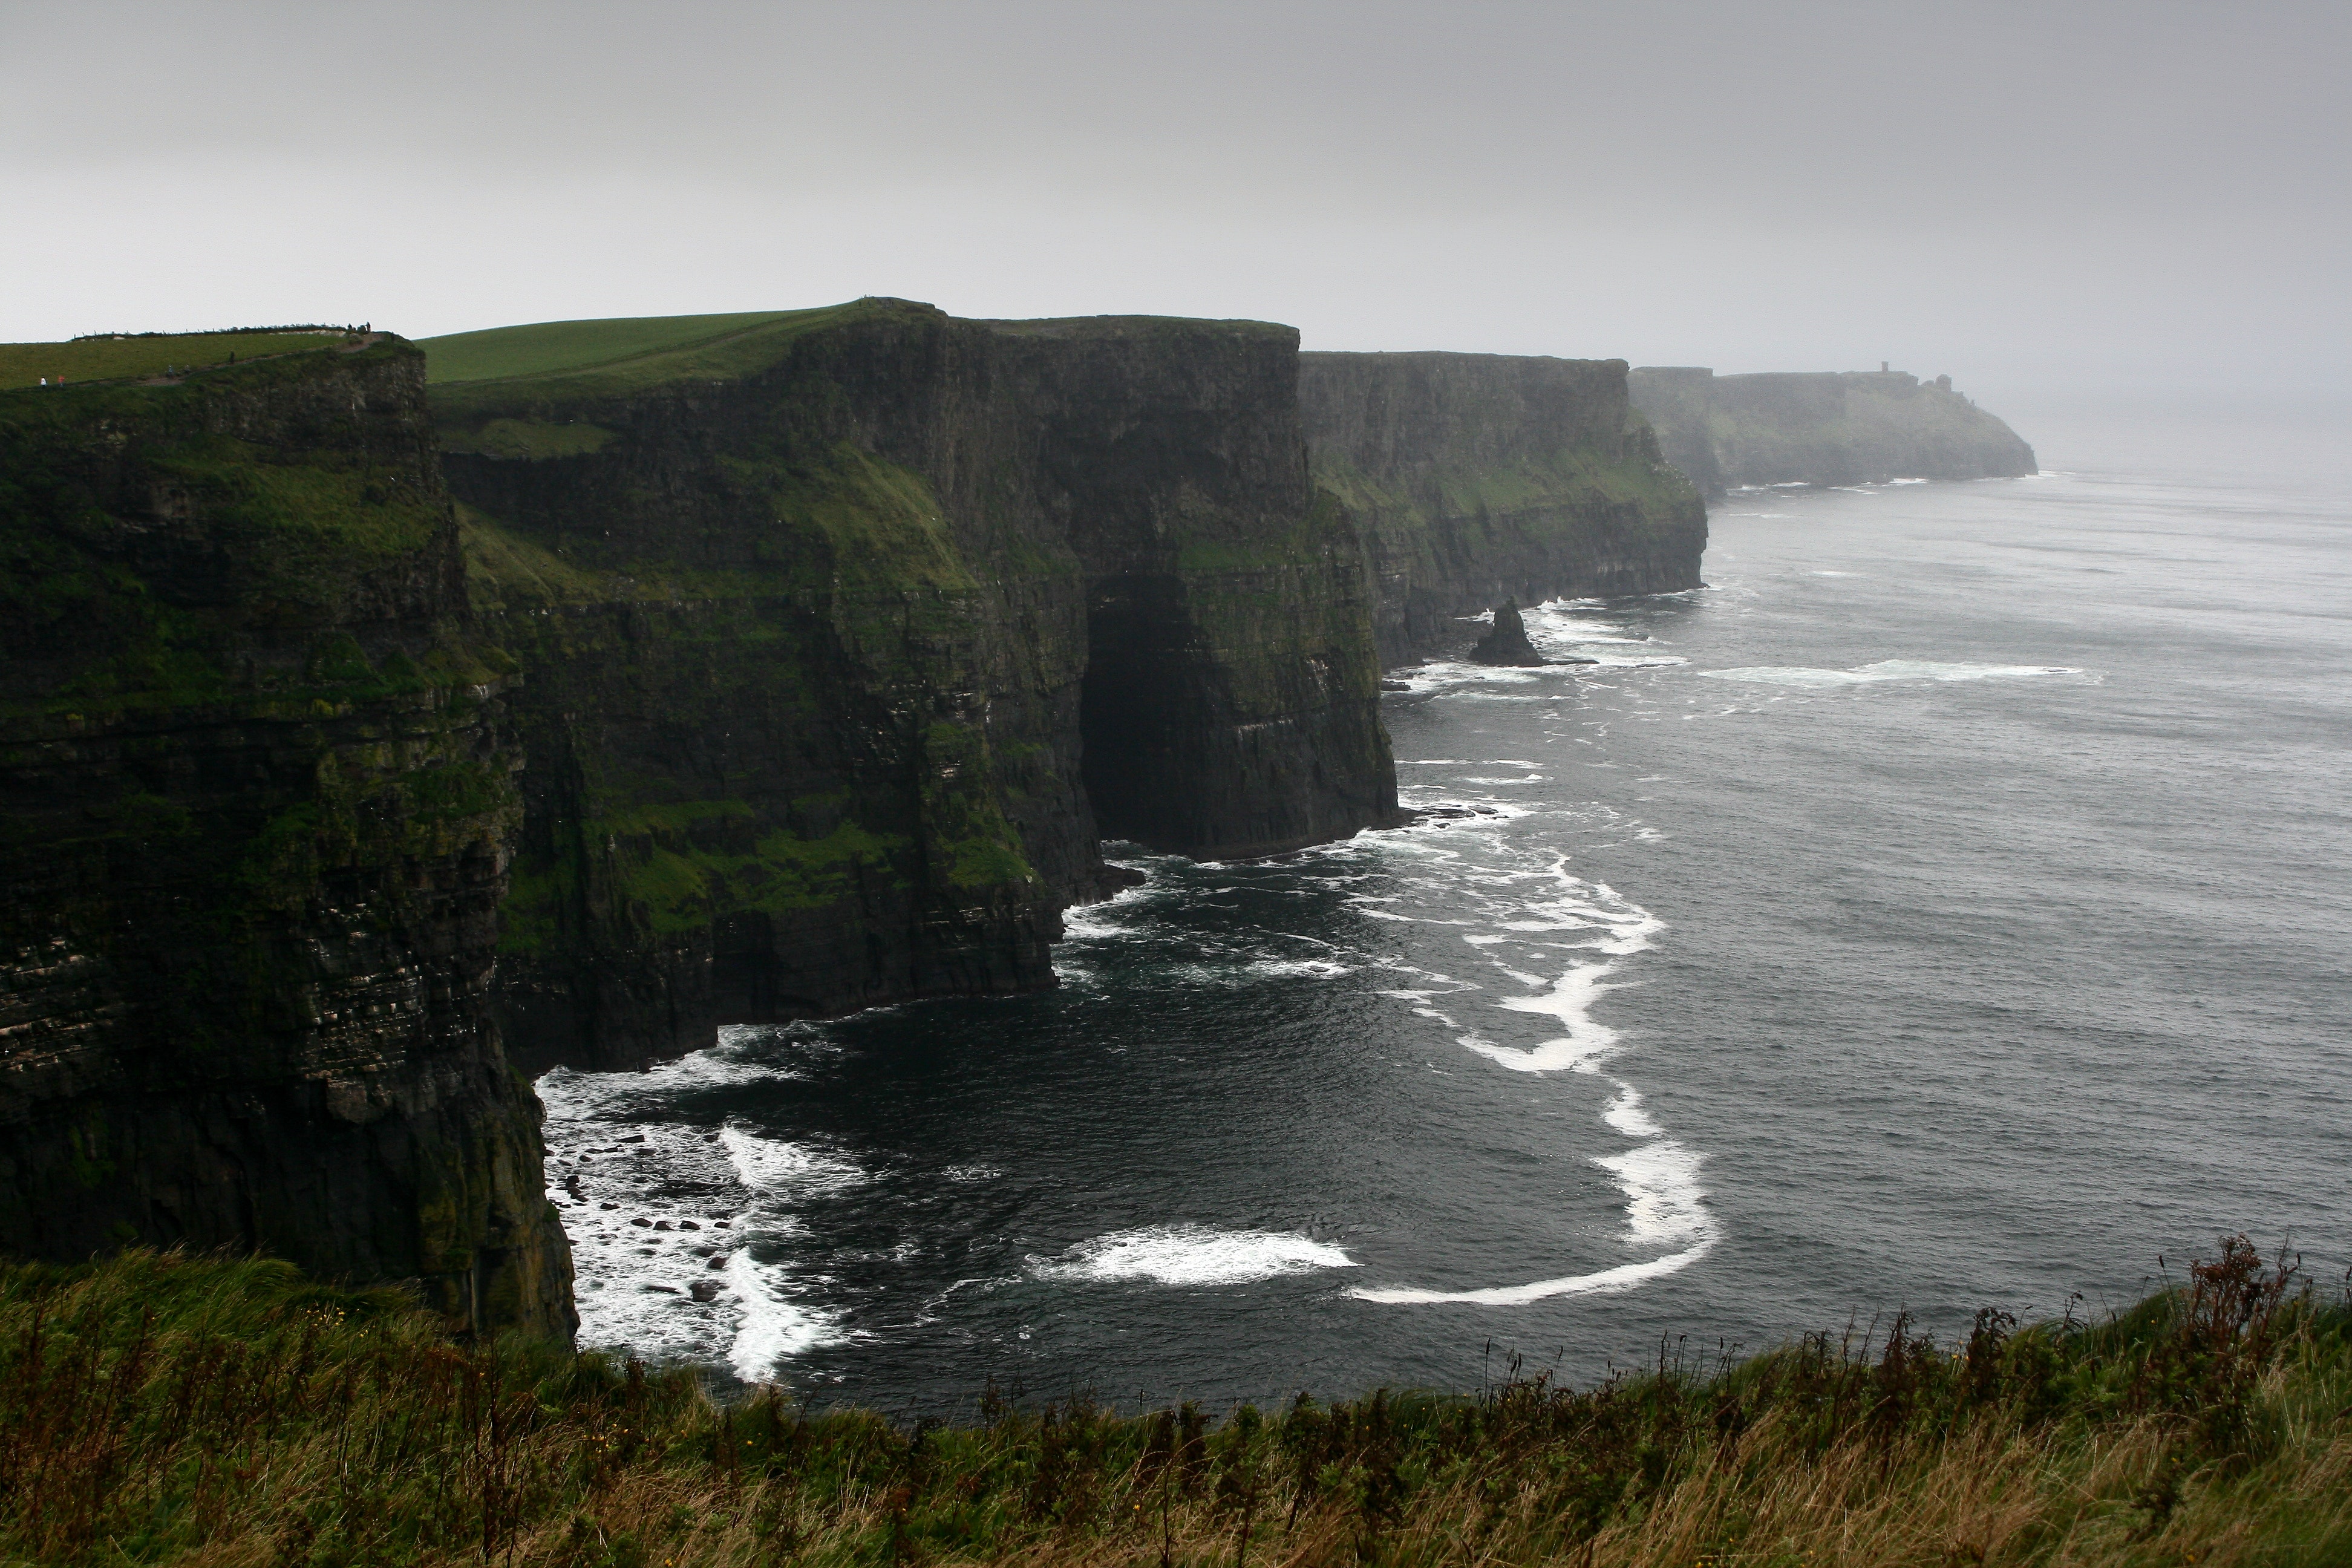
[1628,367,2037,492]
[0,341,573,1338]
[430,301,1394,1071]
[1297,353,1708,664]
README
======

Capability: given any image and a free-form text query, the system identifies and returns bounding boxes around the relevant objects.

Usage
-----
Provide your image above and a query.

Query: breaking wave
[1702,659,2085,687]
[1031,1225,1357,1287]
[539,1047,854,1379]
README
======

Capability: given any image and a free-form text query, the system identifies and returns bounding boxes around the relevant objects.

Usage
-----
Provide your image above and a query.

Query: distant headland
[1629,365,2037,494]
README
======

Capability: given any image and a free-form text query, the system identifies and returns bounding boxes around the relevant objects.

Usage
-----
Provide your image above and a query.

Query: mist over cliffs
[1628,367,2036,494]
[0,307,1706,1334]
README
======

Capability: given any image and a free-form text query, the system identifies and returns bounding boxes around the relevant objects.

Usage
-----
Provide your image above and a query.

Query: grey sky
[5,0,2344,407]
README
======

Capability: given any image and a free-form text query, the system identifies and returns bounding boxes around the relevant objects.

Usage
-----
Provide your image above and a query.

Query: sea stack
[1469,600,1548,666]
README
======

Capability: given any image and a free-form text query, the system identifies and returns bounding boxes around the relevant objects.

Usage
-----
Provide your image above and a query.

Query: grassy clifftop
[0,329,369,391]
[420,305,872,421]
[2,1243,2344,1566]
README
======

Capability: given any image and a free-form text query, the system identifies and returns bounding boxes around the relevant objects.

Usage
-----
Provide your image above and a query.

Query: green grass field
[0,330,359,391]
[1,1240,2345,1566]
[418,309,889,425]
[417,311,814,385]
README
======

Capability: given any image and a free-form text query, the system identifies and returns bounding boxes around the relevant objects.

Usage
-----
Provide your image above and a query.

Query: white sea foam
[1601,1141,1713,1247]
[1245,958,1355,979]
[1700,659,2085,688]
[722,1125,864,1197]
[725,1250,840,1381]
[1461,961,1622,1073]
[1600,1081,1664,1138]
[540,1051,858,1370]
[536,1043,794,1122]
[1059,869,1168,942]
[1031,1225,1357,1286]
[1350,798,1720,1308]
[1385,661,1555,696]
[1521,601,1668,658]
[1352,1243,1711,1305]
[1353,1142,1717,1304]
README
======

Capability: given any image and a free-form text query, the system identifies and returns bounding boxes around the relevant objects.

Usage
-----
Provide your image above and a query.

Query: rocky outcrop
[0,340,573,1338]
[1628,367,2036,492]
[430,301,1396,1072]
[1298,352,1708,665]
[1468,601,1547,667]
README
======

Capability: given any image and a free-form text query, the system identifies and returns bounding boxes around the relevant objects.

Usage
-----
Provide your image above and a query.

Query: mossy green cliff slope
[0,337,573,1338]
[1298,352,1708,664]
[1628,366,2037,493]
[427,300,1396,1071]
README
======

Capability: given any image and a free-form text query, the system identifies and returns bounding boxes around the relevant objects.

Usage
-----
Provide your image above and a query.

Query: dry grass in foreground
[1,1239,2345,1566]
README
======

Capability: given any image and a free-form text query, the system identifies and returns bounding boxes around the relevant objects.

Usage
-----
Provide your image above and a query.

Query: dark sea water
[538,452,2352,1416]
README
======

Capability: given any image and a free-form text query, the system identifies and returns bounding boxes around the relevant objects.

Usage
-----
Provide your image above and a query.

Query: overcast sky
[5,1,2345,409]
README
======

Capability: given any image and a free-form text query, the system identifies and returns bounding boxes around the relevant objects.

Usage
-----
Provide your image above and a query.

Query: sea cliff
[0,336,573,1338]
[430,300,1396,1072]
[1628,366,2036,493]
[1298,351,1707,664]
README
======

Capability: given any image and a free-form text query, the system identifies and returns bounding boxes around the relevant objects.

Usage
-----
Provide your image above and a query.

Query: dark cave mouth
[1077,575,1209,854]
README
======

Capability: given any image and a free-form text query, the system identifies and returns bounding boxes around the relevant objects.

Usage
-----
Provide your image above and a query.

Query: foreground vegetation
[0,1243,2344,1566]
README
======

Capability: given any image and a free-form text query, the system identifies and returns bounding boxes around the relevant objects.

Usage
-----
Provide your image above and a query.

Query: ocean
[537,439,2351,1416]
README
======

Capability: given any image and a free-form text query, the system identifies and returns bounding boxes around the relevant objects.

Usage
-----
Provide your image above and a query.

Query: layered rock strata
[1628,367,2036,492]
[1298,351,1708,664]
[0,340,574,1337]
[429,301,1396,1072]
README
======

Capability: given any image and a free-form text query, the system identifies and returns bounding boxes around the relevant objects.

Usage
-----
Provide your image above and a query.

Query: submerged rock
[1469,601,1549,666]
